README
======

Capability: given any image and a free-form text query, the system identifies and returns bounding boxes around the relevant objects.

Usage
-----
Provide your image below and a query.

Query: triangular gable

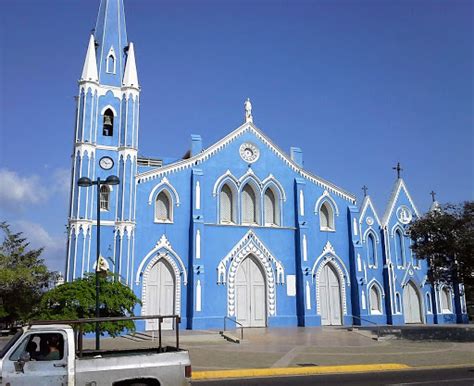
[382,179,420,226]
[359,196,381,226]
[137,122,356,203]
[401,262,423,288]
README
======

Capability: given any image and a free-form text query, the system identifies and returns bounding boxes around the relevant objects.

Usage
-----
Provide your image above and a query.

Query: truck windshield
[0,330,23,358]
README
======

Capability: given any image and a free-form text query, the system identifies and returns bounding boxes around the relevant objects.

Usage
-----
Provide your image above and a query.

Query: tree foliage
[34,273,141,337]
[409,201,474,289]
[0,222,58,326]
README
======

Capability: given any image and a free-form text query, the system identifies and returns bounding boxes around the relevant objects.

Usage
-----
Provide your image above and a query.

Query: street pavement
[79,326,474,371]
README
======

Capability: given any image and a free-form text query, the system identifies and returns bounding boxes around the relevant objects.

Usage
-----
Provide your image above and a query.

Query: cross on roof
[362,185,368,197]
[392,162,403,179]
[430,190,436,202]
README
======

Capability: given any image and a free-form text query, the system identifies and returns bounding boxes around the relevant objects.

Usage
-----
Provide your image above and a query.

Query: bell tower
[66,0,140,284]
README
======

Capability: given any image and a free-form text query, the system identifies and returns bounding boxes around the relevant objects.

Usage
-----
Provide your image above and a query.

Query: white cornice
[137,122,356,203]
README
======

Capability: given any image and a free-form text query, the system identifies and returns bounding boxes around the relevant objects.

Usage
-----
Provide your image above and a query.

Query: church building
[66,0,468,330]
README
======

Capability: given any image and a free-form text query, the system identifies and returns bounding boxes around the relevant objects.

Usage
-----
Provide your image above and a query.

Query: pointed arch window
[367,233,377,268]
[103,108,114,137]
[369,285,382,315]
[106,54,116,74]
[100,185,110,211]
[155,190,172,222]
[395,293,402,313]
[395,229,405,267]
[426,292,433,314]
[264,188,279,226]
[220,184,236,224]
[441,287,452,313]
[242,184,258,225]
[320,202,335,231]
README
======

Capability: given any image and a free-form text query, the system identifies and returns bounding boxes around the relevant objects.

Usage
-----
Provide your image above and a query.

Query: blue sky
[0,0,472,274]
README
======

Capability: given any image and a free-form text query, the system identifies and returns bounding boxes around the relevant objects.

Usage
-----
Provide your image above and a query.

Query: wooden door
[403,282,422,324]
[145,259,175,330]
[319,264,342,326]
[236,256,266,327]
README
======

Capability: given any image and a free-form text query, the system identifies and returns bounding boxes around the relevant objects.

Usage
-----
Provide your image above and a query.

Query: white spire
[81,34,99,82]
[123,42,139,88]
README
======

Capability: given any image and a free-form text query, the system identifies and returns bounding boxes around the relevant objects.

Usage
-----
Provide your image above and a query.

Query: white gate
[319,263,343,326]
[403,281,422,324]
[145,259,175,330]
[235,255,266,327]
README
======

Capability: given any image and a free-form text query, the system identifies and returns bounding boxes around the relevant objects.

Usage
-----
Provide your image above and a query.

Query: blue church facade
[65,0,468,330]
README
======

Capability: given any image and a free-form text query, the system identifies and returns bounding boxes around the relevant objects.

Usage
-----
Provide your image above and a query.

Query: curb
[192,363,410,380]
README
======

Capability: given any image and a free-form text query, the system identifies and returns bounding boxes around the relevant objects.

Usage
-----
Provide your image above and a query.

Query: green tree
[0,222,58,327]
[409,201,474,297]
[34,273,141,336]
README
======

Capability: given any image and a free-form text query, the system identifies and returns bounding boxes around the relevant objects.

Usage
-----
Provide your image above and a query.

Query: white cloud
[0,168,70,212]
[11,220,66,274]
[0,169,49,210]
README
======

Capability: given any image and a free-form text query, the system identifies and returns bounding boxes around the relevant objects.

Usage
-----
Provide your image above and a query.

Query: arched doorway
[145,259,175,330]
[235,255,266,327]
[319,263,343,326]
[403,281,423,324]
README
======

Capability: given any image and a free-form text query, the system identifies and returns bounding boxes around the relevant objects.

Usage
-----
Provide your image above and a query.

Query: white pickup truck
[0,316,192,386]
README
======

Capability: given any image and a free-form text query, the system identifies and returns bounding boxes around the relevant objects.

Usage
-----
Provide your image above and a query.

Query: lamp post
[78,175,120,350]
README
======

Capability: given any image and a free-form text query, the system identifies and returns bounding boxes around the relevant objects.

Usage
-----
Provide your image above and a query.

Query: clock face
[239,142,260,163]
[99,156,114,170]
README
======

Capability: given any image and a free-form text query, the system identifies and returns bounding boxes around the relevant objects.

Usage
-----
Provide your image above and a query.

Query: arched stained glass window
[156,190,172,222]
[264,188,279,226]
[242,184,257,225]
[395,230,405,267]
[320,202,334,230]
[220,184,234,224]
[367,233,376,267]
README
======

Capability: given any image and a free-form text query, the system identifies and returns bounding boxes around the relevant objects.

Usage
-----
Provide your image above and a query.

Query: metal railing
[351,315,380,340]
[223,316,244,341]
[30,314,181,357]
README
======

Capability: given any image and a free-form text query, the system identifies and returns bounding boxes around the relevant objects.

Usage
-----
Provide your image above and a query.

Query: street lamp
[77,175,120,350]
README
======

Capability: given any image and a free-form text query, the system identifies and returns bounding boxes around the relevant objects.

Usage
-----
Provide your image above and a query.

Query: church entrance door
[145,259,175,330]
[319,264,343,326]
[235,255,266,327]
[403,281,423,324]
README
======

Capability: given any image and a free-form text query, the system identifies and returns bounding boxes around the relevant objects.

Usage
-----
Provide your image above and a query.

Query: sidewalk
[83,325,474,377]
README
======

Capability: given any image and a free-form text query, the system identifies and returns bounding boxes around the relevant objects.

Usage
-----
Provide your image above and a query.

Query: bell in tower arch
[103,109,114,136]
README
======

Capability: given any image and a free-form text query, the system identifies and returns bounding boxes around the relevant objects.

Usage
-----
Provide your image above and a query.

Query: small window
[426,293,432,313]
[220,184,235,224]
[103,108,114,137]
[395,293,401,313]
[155,190,172,222]
[100,185,110,211]
[395,230,404,267]
[264,188,279,226]
[242,184,258,225]
[367,233,377,267]
[320,202,334,230]
[369,285,382,314]
[106,54,116,74]
[441,287,452,313]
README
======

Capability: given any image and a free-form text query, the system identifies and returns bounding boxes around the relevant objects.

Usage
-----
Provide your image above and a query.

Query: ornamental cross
[393,162,403,179]
[430,190,436,202]
[362,185,368,197]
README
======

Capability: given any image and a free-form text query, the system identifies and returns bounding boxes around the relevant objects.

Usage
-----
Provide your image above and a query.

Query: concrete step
[219,330,241,344]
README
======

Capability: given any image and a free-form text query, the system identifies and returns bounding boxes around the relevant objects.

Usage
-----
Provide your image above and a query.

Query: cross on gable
[362,185,368,197]
[430,190,436,202]
[393,162,403,179]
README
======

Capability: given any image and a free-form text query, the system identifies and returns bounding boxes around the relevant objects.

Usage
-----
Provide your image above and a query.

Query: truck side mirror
[14,352,31,373]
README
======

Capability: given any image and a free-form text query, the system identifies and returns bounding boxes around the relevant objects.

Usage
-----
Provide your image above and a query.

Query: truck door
[3,331,68,386]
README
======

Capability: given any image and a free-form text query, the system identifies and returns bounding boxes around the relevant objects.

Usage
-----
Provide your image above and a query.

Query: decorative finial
[362,185,368,197]
[392,162,403,179]
[430,190,436,202]
[244,98,253,123]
